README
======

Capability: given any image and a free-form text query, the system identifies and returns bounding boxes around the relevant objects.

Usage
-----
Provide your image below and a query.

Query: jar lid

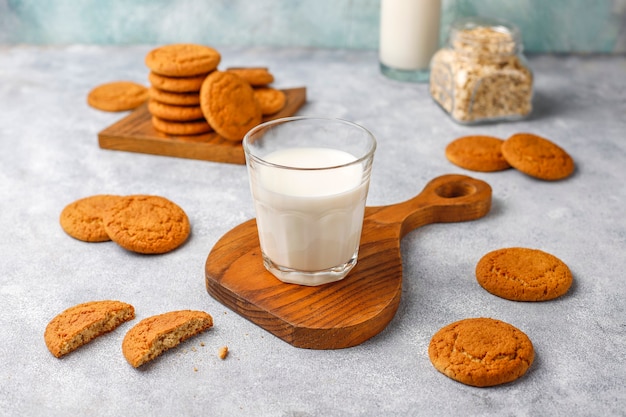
[449,17,522,56]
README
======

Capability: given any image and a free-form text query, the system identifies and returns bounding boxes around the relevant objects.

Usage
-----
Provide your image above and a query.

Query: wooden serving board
[205,174,492,349]
[97,87,307,164]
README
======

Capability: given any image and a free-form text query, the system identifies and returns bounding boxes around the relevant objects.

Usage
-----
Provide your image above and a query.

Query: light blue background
[1,0,625,53]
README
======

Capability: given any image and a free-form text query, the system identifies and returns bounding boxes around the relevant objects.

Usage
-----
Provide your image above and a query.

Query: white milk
[251,147,368,274]
[379,0,442,70]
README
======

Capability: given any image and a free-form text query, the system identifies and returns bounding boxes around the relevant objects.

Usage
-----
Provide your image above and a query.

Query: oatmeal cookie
[102,195,190,254]
[45,300,135,358]
[145,44,220,77]
[445,135,511,172]
[429,317,534,387]
[200,71,262,141]
[122,310,213,368]
[501,133,575,180]
[151,116,213,136]
[60,194,122,242]
[253,87,286,115]
[147,99,204,122]
[476,247,573,301]
[87,81,148,112]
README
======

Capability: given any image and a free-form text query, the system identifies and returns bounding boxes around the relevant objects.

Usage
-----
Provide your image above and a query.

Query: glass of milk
[243,117,376,286]
[379,0,442,82]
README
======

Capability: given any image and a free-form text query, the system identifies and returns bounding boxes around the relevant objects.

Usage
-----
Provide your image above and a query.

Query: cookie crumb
[218,346,229,360]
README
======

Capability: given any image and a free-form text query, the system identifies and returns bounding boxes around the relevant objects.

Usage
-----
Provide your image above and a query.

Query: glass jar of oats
[429,17,533,124]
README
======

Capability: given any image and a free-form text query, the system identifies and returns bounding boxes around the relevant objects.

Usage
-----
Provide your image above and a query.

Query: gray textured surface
[0,45,625,417]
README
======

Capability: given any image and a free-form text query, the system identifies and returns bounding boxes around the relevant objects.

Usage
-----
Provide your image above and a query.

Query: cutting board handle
[367,174,492,238]
[205,174,492,349]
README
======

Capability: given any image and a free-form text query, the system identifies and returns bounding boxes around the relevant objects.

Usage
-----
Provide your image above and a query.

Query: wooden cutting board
[97,87,306,164]
[205,174,492,349]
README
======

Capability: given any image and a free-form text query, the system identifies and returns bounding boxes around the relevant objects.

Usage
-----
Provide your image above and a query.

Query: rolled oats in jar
[429,17,533,124]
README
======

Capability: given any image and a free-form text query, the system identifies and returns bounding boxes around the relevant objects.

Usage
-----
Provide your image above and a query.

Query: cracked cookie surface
[45,300,135,358]
[428,317,534,387]
[445,135,511,172]
[253,87,286,115]
[122,310,213,368]
[476,247,573,301]
[501,133,574,180]
[145,43,220,77]
[60,194,122,242]
[102,195,190,254]
[200,71,262,141]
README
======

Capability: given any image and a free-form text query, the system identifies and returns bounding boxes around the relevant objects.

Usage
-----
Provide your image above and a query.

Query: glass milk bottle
[379,0,442,82]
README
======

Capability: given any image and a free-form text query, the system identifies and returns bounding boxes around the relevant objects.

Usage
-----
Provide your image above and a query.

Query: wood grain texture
[205,174,492,349]
[97,87,306,164]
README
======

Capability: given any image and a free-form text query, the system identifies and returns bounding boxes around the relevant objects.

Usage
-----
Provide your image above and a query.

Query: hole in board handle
[434,181,477,199]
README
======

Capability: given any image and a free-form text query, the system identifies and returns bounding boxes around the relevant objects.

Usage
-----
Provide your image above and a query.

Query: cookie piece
[200,71,262,141]
[151,116,213,136]
[122,310,213,368]
[445,135,511,172]
[429,317,534,387]
[226,67,274,86]
[147,99,204,122]
[149,87,200,106]
[148,71,208,93]
[102,195,190,254]
[476,247,573,301]
[87,81,149,112]
[253,87,286,115]
[145,44,220,77]
[44,300,135,358]
[501,133,575,180]
[60,195,122,242]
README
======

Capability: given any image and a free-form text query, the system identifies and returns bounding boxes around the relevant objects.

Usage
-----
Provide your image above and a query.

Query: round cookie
[102,195,190,254]
[45,300,135,358]
[149,87,200,106]
[60,194,122,242]
[200,71,262,141]
[226,67,274,86]
[151,116,213,136]
[147,99,204,122]
[253,87,286,115]
[429,317,534,387]
[148,71,208,93]
[501,133,575,180]
[476,247,573,301]
[87,81,148,112]
[145,44,220,77]
[122,310,213,368]
[445,135,511,172]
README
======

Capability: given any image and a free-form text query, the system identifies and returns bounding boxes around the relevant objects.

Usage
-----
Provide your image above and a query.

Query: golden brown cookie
[147,99,204,121]
[60,195,122,242]
[122,310,213,368]
[476,247,573,301]
[445,135,511,172]
[200,71,262,141]
[145,44,221,77]
[87,81,149,112]
[151,116,213,136]
[501,133,575,180]
[253,87,286,115]
[102,195,190,254]
[45,300,135,358]
[149,87,200,106]
[429,317,534,387]
[226,67,274,86]
[148,71,208,93]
